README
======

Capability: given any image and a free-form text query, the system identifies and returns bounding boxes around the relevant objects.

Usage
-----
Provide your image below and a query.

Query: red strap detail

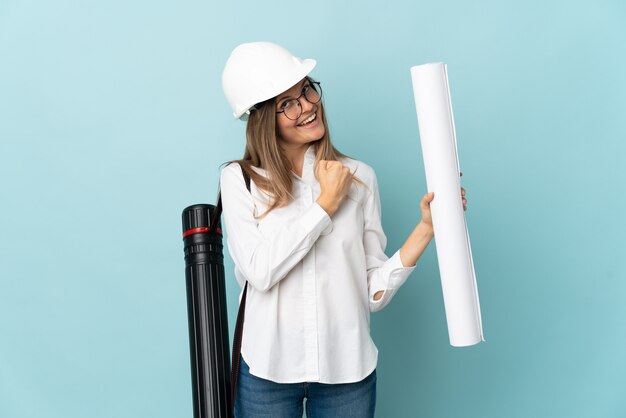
[182,227,208,237]
[182,227,223,238]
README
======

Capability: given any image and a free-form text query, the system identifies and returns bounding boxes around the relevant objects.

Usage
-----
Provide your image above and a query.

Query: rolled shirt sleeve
[361,167,416,311]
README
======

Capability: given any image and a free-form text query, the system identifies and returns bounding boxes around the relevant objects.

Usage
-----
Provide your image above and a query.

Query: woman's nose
[298,95,314,112]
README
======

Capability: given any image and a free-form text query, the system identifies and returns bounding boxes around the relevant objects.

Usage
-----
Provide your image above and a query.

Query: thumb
[316,160,327,176]
[420,192,435,208]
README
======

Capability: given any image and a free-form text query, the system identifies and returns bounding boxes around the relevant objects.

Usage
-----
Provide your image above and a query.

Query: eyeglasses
[275,81,323,120]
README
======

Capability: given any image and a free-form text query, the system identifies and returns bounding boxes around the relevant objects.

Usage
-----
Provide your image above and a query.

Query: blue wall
[1,1,625,417]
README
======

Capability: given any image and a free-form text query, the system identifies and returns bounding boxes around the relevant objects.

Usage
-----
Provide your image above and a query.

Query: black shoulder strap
[210,165,251,234]
[215,164,250,417]
[230,277,248,414]
[242,166,251,192]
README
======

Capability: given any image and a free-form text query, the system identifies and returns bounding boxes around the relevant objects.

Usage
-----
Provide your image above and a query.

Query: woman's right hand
[315,160,353,217]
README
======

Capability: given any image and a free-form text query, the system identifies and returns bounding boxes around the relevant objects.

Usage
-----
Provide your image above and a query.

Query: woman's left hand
[419,185,468,227]
[420,192,435,228]
[401,181,468,268]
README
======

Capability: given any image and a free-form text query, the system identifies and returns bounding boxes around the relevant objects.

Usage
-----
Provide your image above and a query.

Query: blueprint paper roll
[410,63,484,347]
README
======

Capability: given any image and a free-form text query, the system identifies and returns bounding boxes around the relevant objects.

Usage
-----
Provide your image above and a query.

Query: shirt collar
[298,143,317,184]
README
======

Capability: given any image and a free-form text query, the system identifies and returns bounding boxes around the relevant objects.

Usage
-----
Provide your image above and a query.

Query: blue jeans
[234,357,377,418]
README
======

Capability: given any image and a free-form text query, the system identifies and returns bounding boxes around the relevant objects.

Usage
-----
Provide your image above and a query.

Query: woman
[220,42,466,418]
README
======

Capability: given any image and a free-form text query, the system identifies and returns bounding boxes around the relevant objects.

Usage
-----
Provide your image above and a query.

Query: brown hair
[224,78,365,219]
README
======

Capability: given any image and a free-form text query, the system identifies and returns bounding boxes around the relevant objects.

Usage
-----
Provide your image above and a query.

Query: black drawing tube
[182,204,231,418]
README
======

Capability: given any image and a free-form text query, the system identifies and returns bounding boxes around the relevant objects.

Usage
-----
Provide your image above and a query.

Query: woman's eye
[282,100,295,110]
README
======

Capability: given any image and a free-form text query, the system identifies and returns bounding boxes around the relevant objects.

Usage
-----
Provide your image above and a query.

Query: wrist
[417,220,434,237]
[316,196,338,217]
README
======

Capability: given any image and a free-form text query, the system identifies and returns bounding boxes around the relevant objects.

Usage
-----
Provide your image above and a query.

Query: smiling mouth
[298,113,317,126]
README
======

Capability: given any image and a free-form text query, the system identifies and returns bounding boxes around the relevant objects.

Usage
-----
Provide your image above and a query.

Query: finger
[327,160,341,168]
[315,161,324,175]
[461,187,466,196]
[420,192,434,211]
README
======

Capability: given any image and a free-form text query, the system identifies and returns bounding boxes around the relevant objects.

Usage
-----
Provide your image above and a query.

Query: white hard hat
[222,42,317,120]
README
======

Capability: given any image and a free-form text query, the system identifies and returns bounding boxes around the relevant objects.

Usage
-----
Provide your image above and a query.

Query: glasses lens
[278,82,323,120]
[305,83,322,104]
[283,100,301,120]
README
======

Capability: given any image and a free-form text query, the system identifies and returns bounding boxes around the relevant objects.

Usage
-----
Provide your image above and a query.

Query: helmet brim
[233,59,317,120]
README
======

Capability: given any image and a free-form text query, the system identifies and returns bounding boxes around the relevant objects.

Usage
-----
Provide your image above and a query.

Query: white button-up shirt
[220,144,416,384]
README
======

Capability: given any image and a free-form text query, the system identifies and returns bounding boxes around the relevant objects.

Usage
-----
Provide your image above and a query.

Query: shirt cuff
[299,202,333,237]
[369,250,417,308]
[385,250,417,290]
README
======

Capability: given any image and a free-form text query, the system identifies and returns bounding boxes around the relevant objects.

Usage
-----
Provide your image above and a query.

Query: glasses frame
[275,81,323,121]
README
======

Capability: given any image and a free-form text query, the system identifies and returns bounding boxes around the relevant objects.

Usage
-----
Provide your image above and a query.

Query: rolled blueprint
[410,63,484,347]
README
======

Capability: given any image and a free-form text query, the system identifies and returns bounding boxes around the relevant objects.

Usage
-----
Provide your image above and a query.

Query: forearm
[231,204,331,292]
[399,221,434,268]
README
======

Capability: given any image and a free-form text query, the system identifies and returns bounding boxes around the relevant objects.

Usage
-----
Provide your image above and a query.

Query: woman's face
[275,78,325,149]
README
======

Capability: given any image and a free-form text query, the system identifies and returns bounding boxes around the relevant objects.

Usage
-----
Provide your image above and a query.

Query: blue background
[1,0,625,417]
